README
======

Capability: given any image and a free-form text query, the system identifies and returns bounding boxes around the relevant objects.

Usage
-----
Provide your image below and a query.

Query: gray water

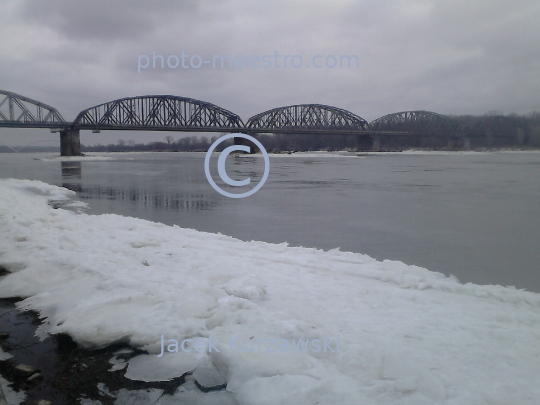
[1,151,539,292]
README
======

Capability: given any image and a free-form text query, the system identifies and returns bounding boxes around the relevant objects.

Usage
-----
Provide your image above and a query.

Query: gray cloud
[19,0,201,41]
[1,0,539,146]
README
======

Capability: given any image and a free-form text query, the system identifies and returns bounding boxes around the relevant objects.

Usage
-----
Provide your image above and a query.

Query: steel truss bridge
[0,90,65,128]
[1,89,467,155]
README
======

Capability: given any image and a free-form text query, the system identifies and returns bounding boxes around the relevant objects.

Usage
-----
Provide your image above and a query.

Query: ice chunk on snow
[113,389,163,405]
[108,356,127,372]
[0,347,13,361]
[80,399,103,405]
[97,383,114,398]
[0,375,26,405]
[192,355,227,388]
[159,381,238,405]
[125,353,199,382]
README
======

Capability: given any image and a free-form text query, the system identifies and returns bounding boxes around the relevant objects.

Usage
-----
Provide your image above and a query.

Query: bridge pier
[60,129,82,156]
[463,137,471,150]
[234,135,257,154]
[371,134,381,151]
[356,134,372,151]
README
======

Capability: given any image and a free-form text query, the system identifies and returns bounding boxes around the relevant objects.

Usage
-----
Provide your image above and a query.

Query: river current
[1,150,539,292]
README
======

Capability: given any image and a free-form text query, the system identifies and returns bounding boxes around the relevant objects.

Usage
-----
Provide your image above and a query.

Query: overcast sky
[1,0,540,147]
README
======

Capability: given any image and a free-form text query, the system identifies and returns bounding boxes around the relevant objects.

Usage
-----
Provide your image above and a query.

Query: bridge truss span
[370,110,458,135]
[73,95,245,132]
[0,89,65,128]
[246,104,370,134]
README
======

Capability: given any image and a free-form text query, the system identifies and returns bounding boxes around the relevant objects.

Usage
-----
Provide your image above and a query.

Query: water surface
[1,150,539,292]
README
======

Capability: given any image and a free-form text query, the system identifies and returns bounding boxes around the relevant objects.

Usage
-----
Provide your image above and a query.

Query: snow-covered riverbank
[1,178,539,404]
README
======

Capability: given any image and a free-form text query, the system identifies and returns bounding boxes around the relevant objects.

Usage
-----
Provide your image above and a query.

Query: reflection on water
[60,160,219,211]
[78,186,218,211]
[61,161,82,192]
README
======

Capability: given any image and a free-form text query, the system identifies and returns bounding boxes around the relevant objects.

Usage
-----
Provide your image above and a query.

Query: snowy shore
[1,178,539,404]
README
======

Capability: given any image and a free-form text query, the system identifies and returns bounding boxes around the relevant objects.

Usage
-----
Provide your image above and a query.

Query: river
[1,150,539,292]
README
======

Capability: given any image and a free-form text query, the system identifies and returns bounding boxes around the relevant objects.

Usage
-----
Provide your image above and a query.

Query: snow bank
[1,178,539,404]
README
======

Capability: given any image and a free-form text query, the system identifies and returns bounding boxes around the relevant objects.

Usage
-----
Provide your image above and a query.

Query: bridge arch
[370,110,456,135]
[0,89,65,126]
[246,104,369,133]
[73,95,244,131]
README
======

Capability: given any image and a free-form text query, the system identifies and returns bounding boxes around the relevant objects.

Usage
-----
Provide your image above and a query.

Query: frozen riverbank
[1,178,540,404]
